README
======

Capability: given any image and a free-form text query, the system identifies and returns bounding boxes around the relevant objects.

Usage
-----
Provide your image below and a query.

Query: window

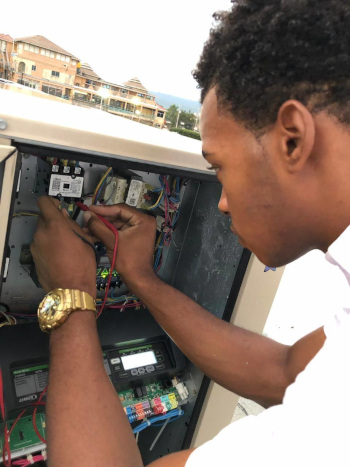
[50,52,55,58]
[103,84,110,89]
[146,95,153,100]
[17,78,39,89]
[24,44,29,51]
[41,49,46,55]
[65,56,70,63]
[157,111,164,118]
[56,53,61,60]
[137,93,145,98]
[17,43,23,54]
[75,83,80,86]
[72,60,77,66]
[42,84,62,98]
[51,70,60,77]
[46,50,50,57]
[61,55,66,62]
[32,65,36,71]
[18,62,26,74]
[29,45,34,52]
[34,47,39,54]
[121,89,127,94]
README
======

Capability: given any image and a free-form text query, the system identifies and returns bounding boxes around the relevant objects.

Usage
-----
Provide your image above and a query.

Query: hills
[152,91,201,114]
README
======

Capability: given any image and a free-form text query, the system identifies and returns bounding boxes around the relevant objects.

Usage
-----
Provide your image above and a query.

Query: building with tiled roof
[2,34,167,128]
[0,34,13,43]
[15,35,79,60]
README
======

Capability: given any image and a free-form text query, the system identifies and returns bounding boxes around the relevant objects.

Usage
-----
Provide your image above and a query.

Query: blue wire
[132,409,184,434]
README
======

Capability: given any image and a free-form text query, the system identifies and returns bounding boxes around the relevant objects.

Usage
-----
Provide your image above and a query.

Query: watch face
[42,293,61,317]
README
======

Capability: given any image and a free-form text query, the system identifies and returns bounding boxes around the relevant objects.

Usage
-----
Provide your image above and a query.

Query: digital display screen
[121,351,157,370]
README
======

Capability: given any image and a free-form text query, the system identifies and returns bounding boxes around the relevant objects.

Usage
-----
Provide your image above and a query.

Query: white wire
[149,417,170,451]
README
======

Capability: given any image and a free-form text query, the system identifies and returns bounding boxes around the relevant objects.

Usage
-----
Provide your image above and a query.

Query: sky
[2,0,232,101]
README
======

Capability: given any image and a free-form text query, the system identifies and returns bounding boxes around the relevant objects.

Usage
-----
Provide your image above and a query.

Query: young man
[31,0,350,465]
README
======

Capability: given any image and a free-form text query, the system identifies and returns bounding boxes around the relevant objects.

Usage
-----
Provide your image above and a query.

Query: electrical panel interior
[0,150,248,465]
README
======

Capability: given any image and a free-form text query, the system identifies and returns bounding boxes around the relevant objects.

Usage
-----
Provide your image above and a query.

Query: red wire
[76,202,119,318]
[8,409,27,436]
[32,387,47,444]
[0,369,11,467]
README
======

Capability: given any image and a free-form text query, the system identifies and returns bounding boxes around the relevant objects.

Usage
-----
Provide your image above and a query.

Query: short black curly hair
[193,0,350,130]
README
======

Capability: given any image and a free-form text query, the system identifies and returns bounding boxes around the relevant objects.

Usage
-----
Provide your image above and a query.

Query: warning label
[49,174,83,198]
[12,364,49,405]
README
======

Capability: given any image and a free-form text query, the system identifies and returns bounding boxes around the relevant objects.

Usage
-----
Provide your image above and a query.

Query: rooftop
[0,34,13,42]
[80,63,101,80]
[123,77,148,93]
[15,35,80,60]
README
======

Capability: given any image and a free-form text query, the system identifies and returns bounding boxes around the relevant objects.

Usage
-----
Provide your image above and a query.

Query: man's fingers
[37,196,63,222]
[89,204,140,226]
[84,212,116,250]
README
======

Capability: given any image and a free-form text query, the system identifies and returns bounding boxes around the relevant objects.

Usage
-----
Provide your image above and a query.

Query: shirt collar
[326,226,350,283]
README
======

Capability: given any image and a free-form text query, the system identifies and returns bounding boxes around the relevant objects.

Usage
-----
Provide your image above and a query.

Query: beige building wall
[14,41,78,93]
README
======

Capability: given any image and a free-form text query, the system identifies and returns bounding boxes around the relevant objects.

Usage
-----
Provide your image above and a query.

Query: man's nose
[218,188,230,216]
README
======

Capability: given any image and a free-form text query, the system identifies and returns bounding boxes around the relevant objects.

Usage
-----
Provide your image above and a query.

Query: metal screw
[0,119,7,130]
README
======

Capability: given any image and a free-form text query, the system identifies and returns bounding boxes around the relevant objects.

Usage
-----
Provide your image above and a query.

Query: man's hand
[84,204,157,284]
[31,196,97,298]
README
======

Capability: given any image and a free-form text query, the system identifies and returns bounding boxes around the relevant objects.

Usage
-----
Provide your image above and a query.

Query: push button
[118,372,129,378]
[137,367,145,375]
[146,365,155,372]
[131,369,138,376]
[110,357,121,365]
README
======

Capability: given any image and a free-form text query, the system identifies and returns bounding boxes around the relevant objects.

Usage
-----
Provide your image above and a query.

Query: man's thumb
[84,212,115,249]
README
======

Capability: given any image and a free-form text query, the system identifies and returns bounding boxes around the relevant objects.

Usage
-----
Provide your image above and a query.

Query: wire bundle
[92,167,113,205]
[153,176,182,272]
[0,311,16,328]
[132,408,184,434]
[13,453,46,466]
[96,294,144,311]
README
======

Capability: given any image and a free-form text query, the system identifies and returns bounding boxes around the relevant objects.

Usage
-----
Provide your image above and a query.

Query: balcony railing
[71,98,155,121]
[108,106,155,120]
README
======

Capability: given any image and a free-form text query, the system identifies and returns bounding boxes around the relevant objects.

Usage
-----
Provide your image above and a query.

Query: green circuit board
[118,381,179,408]
[0,413,46,456]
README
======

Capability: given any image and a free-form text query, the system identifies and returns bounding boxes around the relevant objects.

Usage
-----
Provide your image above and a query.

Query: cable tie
[42,450,47,460]
[145,418,151,426]
[27,454,34,464]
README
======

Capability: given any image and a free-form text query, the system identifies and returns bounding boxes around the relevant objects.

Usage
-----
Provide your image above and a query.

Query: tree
[165,104,198,130]
[178,110,197,130]
[165,104,179,128]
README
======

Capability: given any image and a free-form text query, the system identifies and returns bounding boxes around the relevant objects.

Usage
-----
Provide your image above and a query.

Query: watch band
[61,289,96,312]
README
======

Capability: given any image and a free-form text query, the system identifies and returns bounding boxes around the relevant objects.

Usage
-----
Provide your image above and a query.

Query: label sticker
[126,180,144,207]
[49,174,83,198]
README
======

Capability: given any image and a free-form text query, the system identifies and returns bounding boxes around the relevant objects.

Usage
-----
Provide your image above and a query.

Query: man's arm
[31,197,143,466]
[87,204,326,408]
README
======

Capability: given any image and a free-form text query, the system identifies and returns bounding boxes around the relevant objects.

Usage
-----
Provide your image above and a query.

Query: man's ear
[276,100,315,173]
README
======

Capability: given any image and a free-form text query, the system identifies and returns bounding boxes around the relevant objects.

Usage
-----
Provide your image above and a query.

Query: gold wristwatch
[37,288,96,332]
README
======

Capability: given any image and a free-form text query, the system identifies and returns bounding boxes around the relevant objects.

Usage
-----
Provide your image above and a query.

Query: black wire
[1,148,17,165]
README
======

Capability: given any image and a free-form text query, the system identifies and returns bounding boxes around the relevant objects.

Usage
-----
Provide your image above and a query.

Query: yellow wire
[93,167,112,204]
[12,213,39,218]
[146,189,164,210]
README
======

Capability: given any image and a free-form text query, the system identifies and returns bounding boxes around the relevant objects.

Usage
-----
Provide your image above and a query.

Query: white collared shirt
[187,227,350,466]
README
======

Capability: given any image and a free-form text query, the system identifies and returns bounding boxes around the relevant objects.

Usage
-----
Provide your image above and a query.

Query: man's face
[200,88,318,267]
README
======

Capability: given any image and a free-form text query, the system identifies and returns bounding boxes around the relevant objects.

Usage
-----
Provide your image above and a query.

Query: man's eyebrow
[202,150,216,159]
